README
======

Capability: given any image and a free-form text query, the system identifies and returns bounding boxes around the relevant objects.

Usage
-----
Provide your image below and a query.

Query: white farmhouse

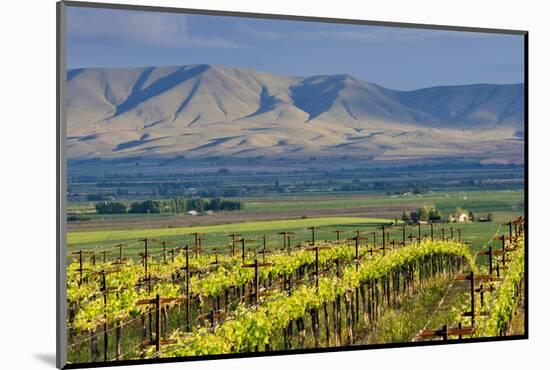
[456,212,469,223]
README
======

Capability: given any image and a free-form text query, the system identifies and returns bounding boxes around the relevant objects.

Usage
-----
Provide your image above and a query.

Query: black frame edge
[57,1,68,368]
[63,335,528,369]
[61,0,527,35]
[523,32,530,339]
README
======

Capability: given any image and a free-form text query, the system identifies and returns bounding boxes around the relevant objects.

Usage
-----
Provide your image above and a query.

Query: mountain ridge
[66,64,524,164]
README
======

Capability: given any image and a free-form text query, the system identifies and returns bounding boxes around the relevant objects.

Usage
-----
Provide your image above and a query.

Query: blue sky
[67,6,524,91]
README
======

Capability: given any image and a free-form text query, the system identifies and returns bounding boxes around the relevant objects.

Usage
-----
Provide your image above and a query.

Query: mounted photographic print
[56,1,527,368]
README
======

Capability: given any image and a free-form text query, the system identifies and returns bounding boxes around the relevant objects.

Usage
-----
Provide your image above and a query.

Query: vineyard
[66,218,525,364]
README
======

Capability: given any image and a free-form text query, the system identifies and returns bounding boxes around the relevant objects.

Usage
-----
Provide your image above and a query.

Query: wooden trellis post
[262,235,267,261]
[513,217,525,238]
[479,234,514,278]
[98,250,110,264]
[440,226,447,240]
[305,245,331,348]
[190,236,206,260]
[71,250,93,284]
[455,272,501,326]
[112,243,128,264]
[138,238,158,279]
[182,245,191,332]
[136,295,183,355]
[490,235,507,266]
[137,273,161,343]
[242,259,273,304]
[333,229,346,243]
[160,241,174,263]
[207,246,224,313]
[92,268,120,362]
[209,247,222,268]
[419,324,475,341]
[377,225,391,251]
[503,221,513,242]
[197,235,206,252]
[478,246,494,275]
[346,232,367,325]
[347,231,368,267]
[188,232,205,259]
[167,248,176,263]
[305,245,331,289]
[236,237,255,261]
[307,226,320,246]
[278,231,295,255]
[371,239,389,256]
[475,282,495,307]
[501,235,507,266]
[256,235,270,263]
[227,233,241,257]
[247,246,258,259]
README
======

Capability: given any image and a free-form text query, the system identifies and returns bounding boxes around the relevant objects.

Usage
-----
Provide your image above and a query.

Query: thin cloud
[307,27,495,42]
[238,24,495,43]
[236,24,285,40]
[68,8,242,48]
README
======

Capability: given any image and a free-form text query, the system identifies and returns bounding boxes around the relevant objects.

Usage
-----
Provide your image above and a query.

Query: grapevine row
[482,237,525,336]
[158,240,473,356]
[67,242,372,334]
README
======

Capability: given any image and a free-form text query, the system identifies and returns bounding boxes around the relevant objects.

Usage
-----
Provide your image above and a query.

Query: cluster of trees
[402,206,443,223]
[95,197,244,214]
[479,213,494,222]
[67,214,92,221]
[204,198,243,211]
[129,200,162,214]
[95,201,128,214]
[86,193,115,201]
[161,197,244,213]
[401,206,491,224]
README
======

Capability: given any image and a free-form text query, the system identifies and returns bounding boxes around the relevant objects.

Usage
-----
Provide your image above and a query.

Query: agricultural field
[67,189,524,257]
[66,173,526,365]
[66,185,526,364]
[66,224,525,363]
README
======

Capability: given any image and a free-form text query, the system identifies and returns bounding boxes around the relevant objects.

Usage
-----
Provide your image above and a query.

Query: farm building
[456,212,469,222]
[449,212,470,223]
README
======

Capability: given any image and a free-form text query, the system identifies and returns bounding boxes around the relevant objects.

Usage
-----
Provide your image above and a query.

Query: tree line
[95,197,244,214]
[401,206,486,223]
[402,206,443,223]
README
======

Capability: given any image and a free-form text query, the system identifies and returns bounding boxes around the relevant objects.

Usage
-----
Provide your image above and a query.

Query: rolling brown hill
[66,64,524,163]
